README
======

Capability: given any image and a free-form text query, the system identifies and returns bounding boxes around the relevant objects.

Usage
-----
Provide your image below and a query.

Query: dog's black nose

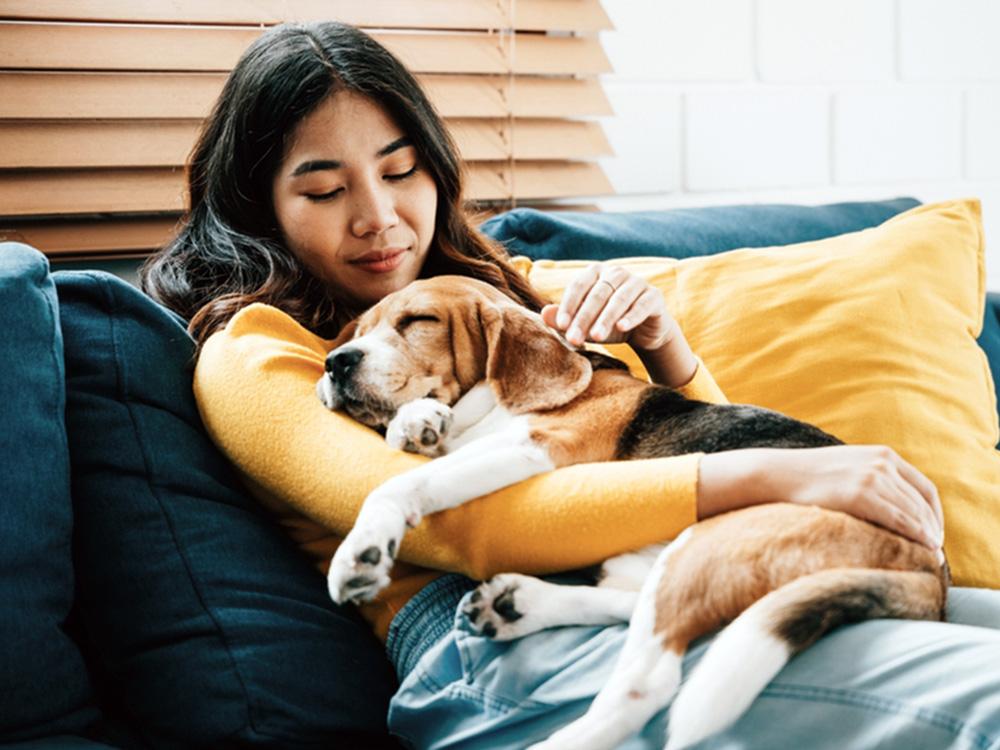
[327,347,364,382]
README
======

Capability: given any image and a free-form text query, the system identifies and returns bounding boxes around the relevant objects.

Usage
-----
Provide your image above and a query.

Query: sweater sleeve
[194,303,728,580]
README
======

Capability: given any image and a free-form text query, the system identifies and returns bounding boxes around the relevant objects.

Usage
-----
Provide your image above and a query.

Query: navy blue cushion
[55,271,400,748]
[481,197,921,261]
[3,738,119,749]
[0,244,99,742]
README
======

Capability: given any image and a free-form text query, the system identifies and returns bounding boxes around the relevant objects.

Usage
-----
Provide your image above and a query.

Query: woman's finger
[556,263,602,330]
[615,287,662,332]
[590,277,646,340]
[565,266,630,345]
[890,452,944,531]
[884,464,943,546]
[861,492,930,548]
[567,283,616,344]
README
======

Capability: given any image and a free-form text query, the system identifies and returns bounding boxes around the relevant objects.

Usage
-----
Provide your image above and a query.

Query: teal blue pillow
[481,197,921,261]
[56,271,400,748]
[0,244,99,742]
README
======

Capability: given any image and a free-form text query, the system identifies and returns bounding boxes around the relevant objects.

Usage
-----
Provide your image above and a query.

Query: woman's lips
[350,248,407,274]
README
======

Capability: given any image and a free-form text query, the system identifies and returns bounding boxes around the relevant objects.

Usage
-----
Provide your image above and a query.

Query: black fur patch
[616,388,842,460]
[776,584,893,651]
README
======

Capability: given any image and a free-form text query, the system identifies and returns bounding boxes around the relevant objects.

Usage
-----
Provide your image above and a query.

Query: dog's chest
[442,383,528,453]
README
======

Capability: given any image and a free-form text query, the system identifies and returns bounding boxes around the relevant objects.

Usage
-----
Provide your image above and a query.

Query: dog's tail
[665,567,945,750]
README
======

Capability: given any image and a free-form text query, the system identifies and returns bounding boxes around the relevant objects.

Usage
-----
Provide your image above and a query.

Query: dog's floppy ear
[328,318,359,349]
[482,304,592,414]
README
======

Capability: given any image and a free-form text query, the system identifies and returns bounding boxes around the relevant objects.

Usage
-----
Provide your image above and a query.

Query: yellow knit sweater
[194,293,728,641]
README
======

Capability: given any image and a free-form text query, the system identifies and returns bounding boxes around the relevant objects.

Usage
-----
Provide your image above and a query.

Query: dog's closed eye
[396,314,440,333]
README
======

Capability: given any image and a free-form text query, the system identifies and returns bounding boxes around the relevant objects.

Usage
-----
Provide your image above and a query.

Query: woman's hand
[699,445,945,550]
[540,262,698,387]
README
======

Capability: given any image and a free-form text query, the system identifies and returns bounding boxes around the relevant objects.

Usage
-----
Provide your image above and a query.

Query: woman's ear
[482,305,592,414]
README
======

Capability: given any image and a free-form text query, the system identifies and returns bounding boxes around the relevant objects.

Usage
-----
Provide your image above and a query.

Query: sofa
[3,197,998,749]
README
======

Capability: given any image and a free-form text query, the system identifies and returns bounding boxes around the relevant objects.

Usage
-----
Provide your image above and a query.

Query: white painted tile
[601,0,753,81]
[900,0,1000,81]
[685,89,829,191]
[967,88,1000,180]
[757,0,895,82]
[834,89,962,184]
[600,82,682,194]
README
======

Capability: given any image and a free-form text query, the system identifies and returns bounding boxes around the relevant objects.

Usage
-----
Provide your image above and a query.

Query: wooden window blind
[0,1,614,258]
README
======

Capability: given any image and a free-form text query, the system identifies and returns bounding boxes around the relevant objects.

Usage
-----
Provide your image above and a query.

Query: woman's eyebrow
[291,137,413,177]
[377,136,412,157]
[291,159,342,177]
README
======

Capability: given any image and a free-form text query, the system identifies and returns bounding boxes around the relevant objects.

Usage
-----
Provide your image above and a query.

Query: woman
[142,21,1000,749]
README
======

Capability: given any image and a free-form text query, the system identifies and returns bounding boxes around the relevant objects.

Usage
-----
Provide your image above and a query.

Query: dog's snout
[328,347,364,381]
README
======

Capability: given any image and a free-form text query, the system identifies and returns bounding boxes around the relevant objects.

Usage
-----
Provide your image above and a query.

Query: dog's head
[316,275,592,428]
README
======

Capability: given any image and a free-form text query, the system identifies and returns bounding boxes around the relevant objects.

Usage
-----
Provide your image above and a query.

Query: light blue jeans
[386,574,1000,749]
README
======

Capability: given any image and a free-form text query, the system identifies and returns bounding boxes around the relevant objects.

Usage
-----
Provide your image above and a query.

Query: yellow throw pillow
[525,199,1000,589]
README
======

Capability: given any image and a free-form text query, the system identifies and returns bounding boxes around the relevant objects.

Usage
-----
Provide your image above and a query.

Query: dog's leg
[526,531,693,750]
[463,535,667,639]
[463,573,639,639]
[598,543,665,591]
[328,422,554,604]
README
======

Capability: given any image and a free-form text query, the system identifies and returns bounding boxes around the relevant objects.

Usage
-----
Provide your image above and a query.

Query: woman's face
[272,91,439,309]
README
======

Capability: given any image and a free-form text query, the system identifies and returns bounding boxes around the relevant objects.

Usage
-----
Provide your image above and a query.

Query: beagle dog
[316,275,947,750]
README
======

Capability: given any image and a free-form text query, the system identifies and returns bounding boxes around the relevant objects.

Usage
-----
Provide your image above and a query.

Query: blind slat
[0,121,199,168]
[0,23,610,75]
[0,163,610,215]
[0,169,187,215]
[0,118,610,167]
[0,215,179,256]
[0,73,612,120]
[0,0,612,32]
[467,162,612,201]
[423,76,612,118]
[0,72,226,119]
[452,120,614,161]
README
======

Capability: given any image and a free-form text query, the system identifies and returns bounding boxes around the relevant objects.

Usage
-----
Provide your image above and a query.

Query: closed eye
[396,314,440,332]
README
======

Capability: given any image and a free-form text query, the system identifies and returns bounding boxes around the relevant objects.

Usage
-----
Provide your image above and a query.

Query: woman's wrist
[697,448,784,520]
[635,326,699,388]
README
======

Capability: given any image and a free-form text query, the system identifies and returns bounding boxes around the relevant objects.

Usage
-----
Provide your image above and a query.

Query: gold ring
[598,279,618,293]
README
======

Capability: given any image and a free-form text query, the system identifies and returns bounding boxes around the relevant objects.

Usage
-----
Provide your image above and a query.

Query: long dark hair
[140,21,544,348]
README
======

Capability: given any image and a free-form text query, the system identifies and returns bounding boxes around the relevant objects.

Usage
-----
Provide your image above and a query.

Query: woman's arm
[699,446,944,550]
[194,303,714,580]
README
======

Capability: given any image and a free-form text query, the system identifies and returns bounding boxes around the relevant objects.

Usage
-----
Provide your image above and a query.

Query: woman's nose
[350,180,399,237]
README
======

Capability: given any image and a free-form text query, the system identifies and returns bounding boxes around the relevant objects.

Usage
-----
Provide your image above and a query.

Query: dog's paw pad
[327,518,404,606]
[463,574,535,640]
[387,399,454,457]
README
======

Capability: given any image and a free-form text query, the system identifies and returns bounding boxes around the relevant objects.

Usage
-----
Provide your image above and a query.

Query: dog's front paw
[386,398,453,457]
[463,574,545,640]
[327,501,409,605]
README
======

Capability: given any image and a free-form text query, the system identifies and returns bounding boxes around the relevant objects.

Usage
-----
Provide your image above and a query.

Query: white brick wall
[597,0,1000,290]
